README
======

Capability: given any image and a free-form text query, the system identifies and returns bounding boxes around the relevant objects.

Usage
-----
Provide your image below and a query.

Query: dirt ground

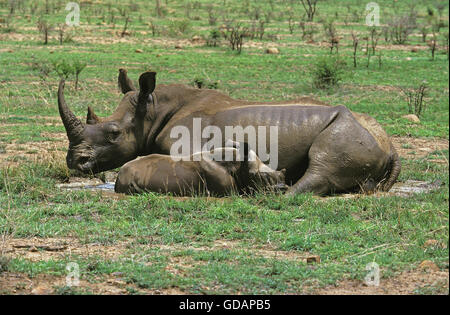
[316,269,449,295]
[0,271,186,295]
[2,268,447,295]
[391,136,449,163]
[1,237,448,295]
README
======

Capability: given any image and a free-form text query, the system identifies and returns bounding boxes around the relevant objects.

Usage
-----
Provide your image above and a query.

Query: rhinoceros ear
[118,68,136,94]
[138,71,156,96]
[86,106,100,124]
[137,71,156,109]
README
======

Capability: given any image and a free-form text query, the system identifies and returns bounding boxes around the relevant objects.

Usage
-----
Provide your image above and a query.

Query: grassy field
[0,0,449,294]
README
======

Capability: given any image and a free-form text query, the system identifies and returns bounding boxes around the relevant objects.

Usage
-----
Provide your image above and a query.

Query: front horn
[58,79,84,142]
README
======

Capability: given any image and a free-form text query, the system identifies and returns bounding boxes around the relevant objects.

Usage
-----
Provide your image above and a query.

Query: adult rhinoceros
[57,69,400,195]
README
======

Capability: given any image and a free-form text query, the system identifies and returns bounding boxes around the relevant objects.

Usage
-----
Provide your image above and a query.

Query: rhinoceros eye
[105,124,121,142]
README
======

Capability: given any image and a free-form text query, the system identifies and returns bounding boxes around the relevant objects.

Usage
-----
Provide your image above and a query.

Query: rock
[419,260,439,272]
[174,44,183,49]
[191,35,201,42]
[306,255,321,264]
[411,47,419,53]
[31,285,53,295]
[402,114,420,123]
[135,49,143,53]
[406,57,412,61]
[424,239,439,248]
[266,47,280,54]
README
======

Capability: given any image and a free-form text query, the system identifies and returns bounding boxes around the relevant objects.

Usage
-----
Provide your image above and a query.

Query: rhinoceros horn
[86,106,100,124]
[58,79,84,142]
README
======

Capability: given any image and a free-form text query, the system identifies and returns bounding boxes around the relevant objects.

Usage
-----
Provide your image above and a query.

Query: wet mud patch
[56,179,116,192]
[56,172,120,198]
[57,177,444,198]
[389,180,445,197]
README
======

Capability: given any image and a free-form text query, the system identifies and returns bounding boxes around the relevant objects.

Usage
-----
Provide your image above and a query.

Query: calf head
[245,149,287,191]
[220,143,287,192]
[58,69,156,173]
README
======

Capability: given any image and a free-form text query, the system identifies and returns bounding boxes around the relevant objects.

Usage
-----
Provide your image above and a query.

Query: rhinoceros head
[58,69,156,173]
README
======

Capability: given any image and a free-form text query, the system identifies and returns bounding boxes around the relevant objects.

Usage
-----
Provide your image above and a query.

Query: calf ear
[118,68,136,94]
[86,106,100,124]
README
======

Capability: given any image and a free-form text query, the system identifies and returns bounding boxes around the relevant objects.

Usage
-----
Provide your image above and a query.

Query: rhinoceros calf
[114,146,287,196]
[57,69,401,195]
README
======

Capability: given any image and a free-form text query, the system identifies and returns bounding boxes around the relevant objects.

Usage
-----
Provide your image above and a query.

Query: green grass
[0,0,448,294]
[0,156,448,294]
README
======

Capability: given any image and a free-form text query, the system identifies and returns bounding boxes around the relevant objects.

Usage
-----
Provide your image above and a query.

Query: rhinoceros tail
[381,144,401,191]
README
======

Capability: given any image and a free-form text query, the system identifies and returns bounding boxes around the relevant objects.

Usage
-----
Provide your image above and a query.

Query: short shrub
[312,56,346,89]
[168,19,192,36]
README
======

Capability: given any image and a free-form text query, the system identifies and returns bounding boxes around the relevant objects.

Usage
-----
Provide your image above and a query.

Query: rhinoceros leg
[286,106,391,196]
[286,170,331,195]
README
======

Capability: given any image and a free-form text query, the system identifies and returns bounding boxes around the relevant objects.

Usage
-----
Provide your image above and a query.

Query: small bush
[0,13,15,33]
[0,256,10,273]
[312,56,345,89]
[400,82,428,118]
[206,29,220,47]
[387,14,417,44]
[221,23,249,53]
[37,17,52,45]
[52,59,74,79]
[168,19,192,37]
[30,56,52,80]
